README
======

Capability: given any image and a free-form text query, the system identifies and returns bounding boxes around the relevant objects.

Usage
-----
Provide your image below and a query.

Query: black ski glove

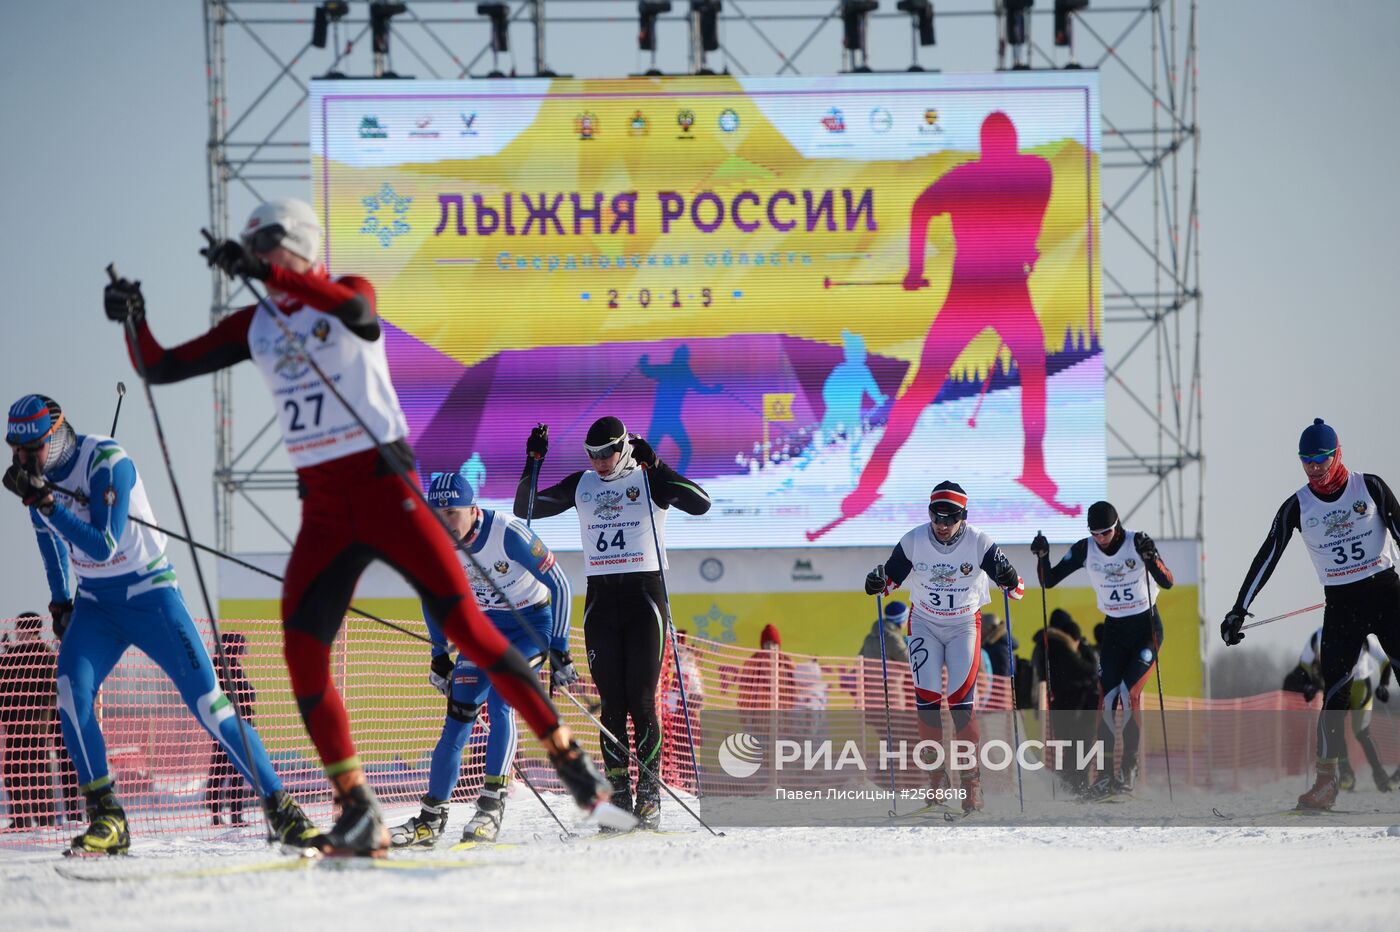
[103,277,145,324]
[1220,608,1248,646]
[201,239,271,281]
[526,423,549,461]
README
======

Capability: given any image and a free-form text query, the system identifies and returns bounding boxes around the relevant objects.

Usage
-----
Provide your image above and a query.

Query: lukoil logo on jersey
[718,732,765,778]
[1323,509,1354,539]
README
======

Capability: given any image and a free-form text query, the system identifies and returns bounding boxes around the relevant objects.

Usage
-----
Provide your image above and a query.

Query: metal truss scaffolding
[205,0,1201,560]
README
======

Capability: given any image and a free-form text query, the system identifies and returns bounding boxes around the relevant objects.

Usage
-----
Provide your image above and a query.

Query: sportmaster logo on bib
[626,486,641,502]
[593,489,623,519]
[1323,510,1353,538]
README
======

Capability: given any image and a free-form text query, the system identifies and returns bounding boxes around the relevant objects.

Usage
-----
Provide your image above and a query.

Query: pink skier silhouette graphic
[810,111,1079,541]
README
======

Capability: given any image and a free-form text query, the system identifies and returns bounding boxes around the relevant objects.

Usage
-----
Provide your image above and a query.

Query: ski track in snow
[4,792,1399,932]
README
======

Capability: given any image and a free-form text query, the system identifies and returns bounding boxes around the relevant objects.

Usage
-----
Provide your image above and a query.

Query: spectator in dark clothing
[982,614,1018,678]
[859,601,910,665]
[1030,608,1101,794]
[1,613,79,827]
[205,632,257,825]
[982,613,1033,708]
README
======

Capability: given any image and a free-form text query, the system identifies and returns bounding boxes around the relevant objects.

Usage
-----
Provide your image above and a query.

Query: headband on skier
[6,394,64,450]
[929,481,968,524]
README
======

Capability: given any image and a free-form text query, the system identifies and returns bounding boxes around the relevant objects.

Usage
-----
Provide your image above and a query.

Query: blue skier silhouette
[820,330,888,440]
[638,344,722,473]
[461,452,486,494]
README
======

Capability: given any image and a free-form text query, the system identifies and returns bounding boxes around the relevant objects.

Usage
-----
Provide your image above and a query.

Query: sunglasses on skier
[930,509,965,526]
[1089,525,1117,538]
[584,438,626,460]
[243,223,287,255]
[1298,451,1336,464]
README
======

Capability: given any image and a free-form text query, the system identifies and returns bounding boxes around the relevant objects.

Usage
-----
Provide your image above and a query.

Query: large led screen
[311,73,1102,550]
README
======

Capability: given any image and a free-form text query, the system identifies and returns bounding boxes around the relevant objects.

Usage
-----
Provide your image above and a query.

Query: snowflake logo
[361,182,413,248]
[692,603,737,643]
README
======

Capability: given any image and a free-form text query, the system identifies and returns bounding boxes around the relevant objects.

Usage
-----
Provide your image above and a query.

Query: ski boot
[960,769,983,813]
[390,795,449,848]
[70,789,130,856]
[462,789,505,843]
[319,772,389,857]
[1297,760,1340,811]
[635,776,662,831]
[1338,760,1356,792]
[1375,767,1394,793]
[603,768,632,815]
[263,789,321,848]
[1116,762,1138,795]
[1084,772,1116,800]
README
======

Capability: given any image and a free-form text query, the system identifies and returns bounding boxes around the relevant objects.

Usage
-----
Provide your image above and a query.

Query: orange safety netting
[0,616,1392,842]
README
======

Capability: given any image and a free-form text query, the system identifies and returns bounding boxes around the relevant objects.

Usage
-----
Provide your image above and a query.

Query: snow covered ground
[4,792,1399,931]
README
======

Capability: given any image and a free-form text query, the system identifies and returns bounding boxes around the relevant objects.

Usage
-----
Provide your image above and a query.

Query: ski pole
[1004,590,1025,813]
[641,466,704,798]
[1240,603,1324,631]
[1141,553,1174,802]
[109,382,126,437]
[875,583,899,816]
[1035,534,1056,800]
[511,761,577,842]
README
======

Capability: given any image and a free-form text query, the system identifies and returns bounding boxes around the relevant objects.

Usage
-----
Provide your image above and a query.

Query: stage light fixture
[639,0,672,75]
[312,1,349,49]
[895,0,934,71]
[897,0,934,46]
[639,1,671,51]
[369,2,408,77]
[840,0,878,74]
[477,2,511,76]
[1054,0,1087,68]
[999,0,1033,71]
[689,1,721,74]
